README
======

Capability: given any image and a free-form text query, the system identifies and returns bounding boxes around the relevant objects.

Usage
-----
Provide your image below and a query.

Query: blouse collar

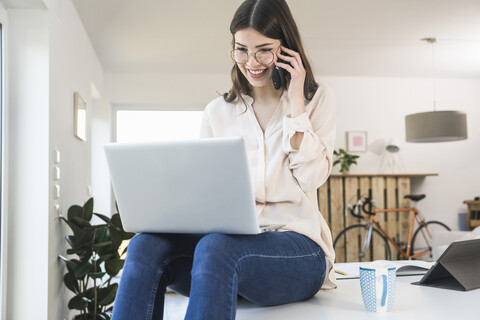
[236,90,287,115]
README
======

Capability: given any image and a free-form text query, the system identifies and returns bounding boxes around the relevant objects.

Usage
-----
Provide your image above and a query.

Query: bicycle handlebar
[348,204,364,219]
[346,197,376,219]
[362,197,374,215]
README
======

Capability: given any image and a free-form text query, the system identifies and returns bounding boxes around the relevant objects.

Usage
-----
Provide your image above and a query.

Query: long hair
[224,0,318,104]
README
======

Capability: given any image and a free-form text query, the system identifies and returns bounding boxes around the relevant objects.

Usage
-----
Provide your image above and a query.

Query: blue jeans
[111,231,326,320]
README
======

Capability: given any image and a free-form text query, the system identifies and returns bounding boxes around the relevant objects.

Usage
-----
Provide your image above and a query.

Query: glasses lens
[232,49,247,63]
[255,50,274,65]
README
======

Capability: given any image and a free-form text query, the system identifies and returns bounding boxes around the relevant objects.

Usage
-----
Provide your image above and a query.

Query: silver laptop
[104,137,268,234]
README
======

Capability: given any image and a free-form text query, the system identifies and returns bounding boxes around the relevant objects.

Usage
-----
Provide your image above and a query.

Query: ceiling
[72,0,480,78]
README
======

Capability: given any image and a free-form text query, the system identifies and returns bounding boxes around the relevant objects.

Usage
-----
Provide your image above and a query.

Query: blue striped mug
[359,265,396,312]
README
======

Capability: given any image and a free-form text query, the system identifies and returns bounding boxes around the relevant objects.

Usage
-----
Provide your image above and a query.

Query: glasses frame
[230,46,281,66]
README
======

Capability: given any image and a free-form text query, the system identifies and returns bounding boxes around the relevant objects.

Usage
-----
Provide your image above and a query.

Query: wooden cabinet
[318,173,438,262]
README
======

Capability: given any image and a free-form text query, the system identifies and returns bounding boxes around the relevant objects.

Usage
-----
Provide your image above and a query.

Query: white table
[235,276,478,319]
[164,276,479,319]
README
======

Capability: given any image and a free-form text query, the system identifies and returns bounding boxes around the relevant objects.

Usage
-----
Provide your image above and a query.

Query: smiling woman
[111,1,337,319]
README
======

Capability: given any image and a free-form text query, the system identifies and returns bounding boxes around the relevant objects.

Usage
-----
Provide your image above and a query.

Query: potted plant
[333,148,360,173]
[58,198,135,320]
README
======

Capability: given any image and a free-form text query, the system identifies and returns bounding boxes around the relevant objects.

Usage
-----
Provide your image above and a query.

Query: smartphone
[271,64,286,90]
[271,51,291,90]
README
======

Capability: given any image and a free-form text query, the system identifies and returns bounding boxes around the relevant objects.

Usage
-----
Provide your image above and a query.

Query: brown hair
[224,0,318,104]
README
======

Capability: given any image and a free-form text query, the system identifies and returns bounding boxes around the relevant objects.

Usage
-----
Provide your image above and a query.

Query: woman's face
[233,28,281,88]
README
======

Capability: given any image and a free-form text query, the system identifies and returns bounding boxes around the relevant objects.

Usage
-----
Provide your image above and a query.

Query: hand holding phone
[273,46,307,108]
[271,49,291,90]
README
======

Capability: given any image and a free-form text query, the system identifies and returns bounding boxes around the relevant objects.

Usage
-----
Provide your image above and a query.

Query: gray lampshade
[405,110,468,142]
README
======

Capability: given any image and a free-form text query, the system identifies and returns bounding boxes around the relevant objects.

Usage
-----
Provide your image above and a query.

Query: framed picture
[74,92,87,141]
[347,131,367,152]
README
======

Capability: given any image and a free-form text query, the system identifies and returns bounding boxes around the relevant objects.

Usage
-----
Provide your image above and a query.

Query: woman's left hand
[275,45,306,107]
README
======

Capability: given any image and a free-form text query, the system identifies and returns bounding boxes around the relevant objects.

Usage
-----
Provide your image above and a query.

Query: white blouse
[199,84,337,289]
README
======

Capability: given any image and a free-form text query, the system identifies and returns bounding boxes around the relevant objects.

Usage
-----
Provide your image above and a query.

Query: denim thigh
[190,231,326,307]
[112,233,202,320]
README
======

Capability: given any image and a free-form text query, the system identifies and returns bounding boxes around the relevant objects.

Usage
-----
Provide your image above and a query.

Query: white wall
[323,76,480,230]
[2,0,106,319]
[47,0,106,318]
[106,72,231,106]
[107,72,480,232]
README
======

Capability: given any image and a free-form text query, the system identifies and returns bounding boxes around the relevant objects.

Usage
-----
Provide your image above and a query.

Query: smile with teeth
[247,68,267,78]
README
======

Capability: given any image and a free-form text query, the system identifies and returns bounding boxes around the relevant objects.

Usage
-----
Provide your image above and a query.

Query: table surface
[235,275,479,319]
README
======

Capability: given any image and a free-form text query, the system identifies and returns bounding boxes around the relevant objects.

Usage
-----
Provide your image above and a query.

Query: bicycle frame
[367,207,431,259]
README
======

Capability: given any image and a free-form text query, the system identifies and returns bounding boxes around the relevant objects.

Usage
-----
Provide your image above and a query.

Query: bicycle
[333,194,451,262]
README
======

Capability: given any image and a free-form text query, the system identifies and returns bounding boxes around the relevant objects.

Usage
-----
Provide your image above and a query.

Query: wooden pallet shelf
[318,173,438,263]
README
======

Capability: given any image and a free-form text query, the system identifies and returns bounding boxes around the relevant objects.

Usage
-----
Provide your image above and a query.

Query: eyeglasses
[230,47,280,66]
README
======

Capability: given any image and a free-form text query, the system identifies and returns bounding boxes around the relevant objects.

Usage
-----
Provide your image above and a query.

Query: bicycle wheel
[333,224,391,262]
[411,221,451,261]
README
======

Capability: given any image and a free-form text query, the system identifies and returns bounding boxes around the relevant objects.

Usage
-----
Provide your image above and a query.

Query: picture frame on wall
[347,131,367,152]
[74,91,87,142]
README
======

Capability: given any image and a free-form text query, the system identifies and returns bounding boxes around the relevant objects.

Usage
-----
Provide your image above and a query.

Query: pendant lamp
[405,38,468,143]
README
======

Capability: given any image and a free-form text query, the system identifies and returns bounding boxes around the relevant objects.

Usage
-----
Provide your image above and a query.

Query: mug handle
[380,274,387,307]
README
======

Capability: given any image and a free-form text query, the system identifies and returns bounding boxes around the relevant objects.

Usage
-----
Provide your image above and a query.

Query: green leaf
[68,294,89,310]
[111,214,124,231]
[84,287,95,300]
[59,215,82,236]
[77,228,96,245]
[95,226,110,244]
[67,259,80,274]
[98,283,118,306]
[109,227,123,251]
[333,148,360,173]
[90,271,106,279]
[65,235,76,248]
[58,254,69,263]
[97,253,116,265]
[123,231,136,241]
[105,259,124,277]
[87,300,96,315]
[83,197,94,221]
[96,314,108,320]
[93,241,112,249]
[67,247,83,256]
[64,272,80,294]
[72,216,92,228]
[58,255,79,271]
[74,260,94,279]
[94,212,112,225]
[68,205,83,221]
